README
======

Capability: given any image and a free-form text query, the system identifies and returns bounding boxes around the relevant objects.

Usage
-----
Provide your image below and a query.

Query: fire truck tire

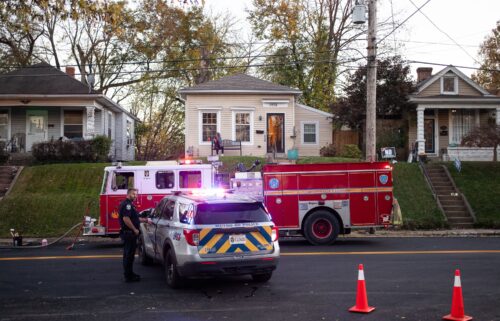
[252,272,273,282]
[164,249,183,288]
[138,236,153,266]
[303,211,340,245]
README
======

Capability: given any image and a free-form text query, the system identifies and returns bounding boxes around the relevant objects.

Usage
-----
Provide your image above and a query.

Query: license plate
[229,234,246,245]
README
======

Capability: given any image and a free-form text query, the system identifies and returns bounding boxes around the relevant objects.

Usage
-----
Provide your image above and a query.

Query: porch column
[416,106,426,155]
[85,106,95,139]
[496,107,500,126]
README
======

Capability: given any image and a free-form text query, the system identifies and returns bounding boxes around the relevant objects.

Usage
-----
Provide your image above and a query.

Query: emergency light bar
[179,159,203,165]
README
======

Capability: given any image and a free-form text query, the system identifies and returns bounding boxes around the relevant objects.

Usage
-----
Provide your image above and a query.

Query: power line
[377,0,432,45]
[407,0,480,65]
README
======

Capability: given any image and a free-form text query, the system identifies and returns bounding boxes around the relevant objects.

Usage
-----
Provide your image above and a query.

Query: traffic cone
[349,264,375,313]
[443,269,473,321]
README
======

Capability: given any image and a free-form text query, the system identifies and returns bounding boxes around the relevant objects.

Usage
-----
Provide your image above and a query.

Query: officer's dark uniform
[118,198,141,281]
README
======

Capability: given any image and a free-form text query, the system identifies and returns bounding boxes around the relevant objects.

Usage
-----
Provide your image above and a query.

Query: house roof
[414,65,493,97]
[179,73,302,96]
[297,103,333,117]
[0,62,139,121]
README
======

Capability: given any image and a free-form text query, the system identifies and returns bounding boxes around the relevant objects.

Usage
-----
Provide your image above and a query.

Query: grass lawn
[445,162,500,228]
[392,163,446,229]
[0,157,448,237]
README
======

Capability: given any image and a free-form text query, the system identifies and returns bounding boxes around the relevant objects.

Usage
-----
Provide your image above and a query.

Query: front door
[424,119,435,154]
[26,110,48,152]
[267,113,285,153]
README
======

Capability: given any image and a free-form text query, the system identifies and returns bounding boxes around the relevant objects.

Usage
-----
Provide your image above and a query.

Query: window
[441,76,457,94]
[64,110,83,138]
[302,122,318,144]
[112,172,134,190]
[234,112,251,142]
[194,202,271,225]
[107,112,112,139]
[179,170,202,189]
[451,109,475,144]
[126,120,133,148]
[161,200,176,220]
[201,112,217,142]
[180,204,195,224]
[0,111,8,141]
[156,171,175,189]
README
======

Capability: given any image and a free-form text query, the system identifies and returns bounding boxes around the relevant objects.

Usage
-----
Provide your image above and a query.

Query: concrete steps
[425,165,475,229]
[0,166,19,199]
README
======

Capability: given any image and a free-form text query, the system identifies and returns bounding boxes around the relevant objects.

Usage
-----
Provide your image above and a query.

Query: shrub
[320,144,336,157]
[91,135,112,162]
[340,144,362,159]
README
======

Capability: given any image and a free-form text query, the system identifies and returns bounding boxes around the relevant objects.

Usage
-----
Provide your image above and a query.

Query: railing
[441,164,477,223]
[418,159,448,223]
[2,134,25,153]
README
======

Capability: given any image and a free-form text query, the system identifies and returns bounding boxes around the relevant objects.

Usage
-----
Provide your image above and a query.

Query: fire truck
[84,160,394,245]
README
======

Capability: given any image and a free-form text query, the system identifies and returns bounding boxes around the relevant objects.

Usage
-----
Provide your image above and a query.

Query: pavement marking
[1,249,500,261]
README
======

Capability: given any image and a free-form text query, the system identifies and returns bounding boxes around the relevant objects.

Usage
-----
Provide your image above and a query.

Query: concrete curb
[1,229,499,247]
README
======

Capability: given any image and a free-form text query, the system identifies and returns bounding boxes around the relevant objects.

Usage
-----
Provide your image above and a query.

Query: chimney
[65,66,75,78]
[416,67,432,83]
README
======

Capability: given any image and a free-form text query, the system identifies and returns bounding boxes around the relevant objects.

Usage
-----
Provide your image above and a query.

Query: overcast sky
[205,0,500,78]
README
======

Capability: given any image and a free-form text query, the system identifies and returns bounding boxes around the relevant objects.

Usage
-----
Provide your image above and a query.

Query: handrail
[418,160,448,223]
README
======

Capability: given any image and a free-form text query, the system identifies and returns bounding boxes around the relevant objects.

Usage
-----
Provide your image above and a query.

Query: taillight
[271,226,279,242]
[183,229,200,246]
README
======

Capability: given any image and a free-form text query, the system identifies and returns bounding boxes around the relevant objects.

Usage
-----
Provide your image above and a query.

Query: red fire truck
[84,160,394,245]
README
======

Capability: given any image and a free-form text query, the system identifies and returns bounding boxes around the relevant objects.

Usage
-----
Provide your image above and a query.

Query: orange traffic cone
[349,264,375,313]
[443,269,473,321]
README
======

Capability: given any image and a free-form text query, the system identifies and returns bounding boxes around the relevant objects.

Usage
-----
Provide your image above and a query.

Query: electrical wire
[0,223,82,250]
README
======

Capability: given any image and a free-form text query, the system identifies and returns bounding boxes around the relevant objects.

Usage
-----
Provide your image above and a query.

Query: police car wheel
[164,249,183,288]
[138,236,153,266]
[252,272,273,282]
[303,211,340,245]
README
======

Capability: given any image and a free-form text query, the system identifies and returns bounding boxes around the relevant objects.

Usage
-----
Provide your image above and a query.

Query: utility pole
[365,0,377,162]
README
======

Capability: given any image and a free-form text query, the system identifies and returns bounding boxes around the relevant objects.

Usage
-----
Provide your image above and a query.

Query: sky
[204,0,500,79]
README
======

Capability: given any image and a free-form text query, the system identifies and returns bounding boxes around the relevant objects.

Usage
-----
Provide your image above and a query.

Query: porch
[411,106,500,161]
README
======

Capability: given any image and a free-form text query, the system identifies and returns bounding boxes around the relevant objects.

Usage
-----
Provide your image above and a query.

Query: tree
[472,21,500,93]
[248,0,366,111]
[461,124,500,162]
[330,56,416,131]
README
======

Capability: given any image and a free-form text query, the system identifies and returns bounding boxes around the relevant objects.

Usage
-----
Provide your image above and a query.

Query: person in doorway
[212,132,224,156]
[119,188,148,282]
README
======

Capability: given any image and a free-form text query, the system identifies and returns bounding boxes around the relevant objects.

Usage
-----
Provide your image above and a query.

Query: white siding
[294,105,332,156]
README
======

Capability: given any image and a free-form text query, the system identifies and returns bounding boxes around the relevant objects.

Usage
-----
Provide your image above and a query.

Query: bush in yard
[340,144,362,159]
[319,144,336,157]
[91,135,112,162]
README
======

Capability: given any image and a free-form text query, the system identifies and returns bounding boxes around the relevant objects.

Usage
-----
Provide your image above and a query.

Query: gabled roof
[0,62,139,121]
[297,103,333,117]
[0,62,100,95]
[415,65,493,97]
[179,73,302,96]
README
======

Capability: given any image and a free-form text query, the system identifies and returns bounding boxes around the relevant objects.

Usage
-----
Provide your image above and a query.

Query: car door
[154,198,176,261]
[151,199,167,259]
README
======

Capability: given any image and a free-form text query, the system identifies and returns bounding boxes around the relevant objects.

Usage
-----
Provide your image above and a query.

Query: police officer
[119,188,147,282]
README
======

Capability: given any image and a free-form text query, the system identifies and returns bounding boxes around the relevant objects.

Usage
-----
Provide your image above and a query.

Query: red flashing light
[183,229,200,246]
[271,226,279,242]
[261,257,274,261]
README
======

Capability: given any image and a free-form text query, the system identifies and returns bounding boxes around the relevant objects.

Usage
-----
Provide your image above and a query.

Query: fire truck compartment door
[264,174,299,228]
[349,172,377,225]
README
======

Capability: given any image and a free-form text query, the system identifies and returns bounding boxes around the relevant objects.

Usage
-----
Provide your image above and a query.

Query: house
[179,73,333,158]
[409,66,500,161]
[0,62,138,161]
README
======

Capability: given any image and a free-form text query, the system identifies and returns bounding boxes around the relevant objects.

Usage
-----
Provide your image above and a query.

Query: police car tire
[303,211,340,245]
[138,236,153,266]
[164,249,183,288]
[252,272,273,282]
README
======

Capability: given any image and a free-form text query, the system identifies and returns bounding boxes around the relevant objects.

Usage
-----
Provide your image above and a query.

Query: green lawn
[392,163,446,229]
[0,157,452,237]
[445,162,500,228]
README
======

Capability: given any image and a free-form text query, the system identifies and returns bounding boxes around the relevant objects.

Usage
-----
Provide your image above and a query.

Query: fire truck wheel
[138,236,153,266]
[164,249,183,288]
[252,272,273,282]
[303,211,340,245]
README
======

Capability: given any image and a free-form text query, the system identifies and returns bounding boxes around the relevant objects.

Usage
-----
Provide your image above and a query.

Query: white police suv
[137,190,280,288]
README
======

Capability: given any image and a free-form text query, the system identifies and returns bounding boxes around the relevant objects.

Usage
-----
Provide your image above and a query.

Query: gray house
[0,63,138,161]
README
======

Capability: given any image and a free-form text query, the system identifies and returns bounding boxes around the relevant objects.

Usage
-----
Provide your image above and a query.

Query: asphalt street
[1,237,499,321]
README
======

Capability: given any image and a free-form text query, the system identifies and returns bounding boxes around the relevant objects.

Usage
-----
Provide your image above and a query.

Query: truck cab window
[156,171,175,189]
[112,172,134,190]
[179,171,202,189]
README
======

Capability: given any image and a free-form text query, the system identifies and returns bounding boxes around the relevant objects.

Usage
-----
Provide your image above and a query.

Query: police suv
[137,190,280,288]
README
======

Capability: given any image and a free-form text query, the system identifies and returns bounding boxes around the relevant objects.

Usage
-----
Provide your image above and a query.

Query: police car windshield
[194,202,270,225]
